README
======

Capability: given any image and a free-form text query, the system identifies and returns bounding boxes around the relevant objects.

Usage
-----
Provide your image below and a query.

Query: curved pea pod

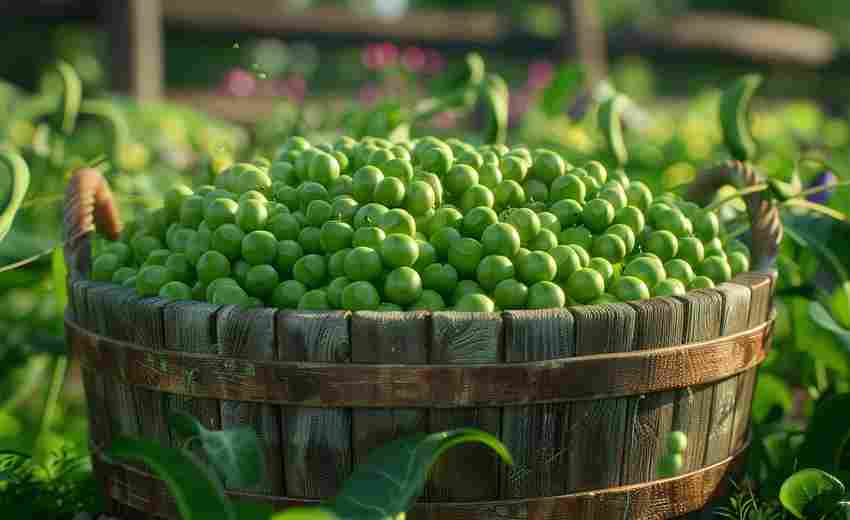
[78,99,132,161]
[0,151,31,243]
[481,74,509,145]
[719,74,762,162]
[598,94,628,168]
[51,60,83,135]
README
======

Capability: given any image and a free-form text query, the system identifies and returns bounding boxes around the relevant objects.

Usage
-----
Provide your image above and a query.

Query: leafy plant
[104,425,511,520]
[780,469,849,519]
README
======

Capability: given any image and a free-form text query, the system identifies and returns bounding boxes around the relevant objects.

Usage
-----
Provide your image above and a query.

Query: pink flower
[527,60,554,91]
[423,49,445,75]
[509,88,532,125]
[401,46,426,72]
[284,74,307,102]
[221,68,257,97]
[359,83,382,106]
[362,42,399,70]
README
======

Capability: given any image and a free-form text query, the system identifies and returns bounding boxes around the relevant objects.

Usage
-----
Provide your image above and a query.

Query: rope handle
[63,168,122,279]
[687,159,783,272]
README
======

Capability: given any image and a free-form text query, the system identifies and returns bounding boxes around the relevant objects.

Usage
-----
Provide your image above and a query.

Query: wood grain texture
[568,303,635,492]
[674,290,724,473]
[428,312,503,501]
[350,311,429,468]
[500,309,575,499]
[730,272,774,453]
[704,283,752,466]
[85,285,141,439]
[622,297,685,484]
[163,301,223,439]
[277,311,351,498]
[217,305,283,494]
[68,315,769,407]
[70,280,112,449]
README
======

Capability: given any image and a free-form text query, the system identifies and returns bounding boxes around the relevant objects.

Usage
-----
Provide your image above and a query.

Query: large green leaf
[789,297,850,378]
[0,151,30,244]
[541,64,584,118]
[810,302,850,351]
[275,429,512,520]
[780,468,845,519]
[168,411,265,489]
[751,372,793,424]
[105,436,234,520]
[799,394,850,472]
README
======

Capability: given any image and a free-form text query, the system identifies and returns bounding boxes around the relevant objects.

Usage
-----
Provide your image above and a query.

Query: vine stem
[705,183,768,211]
[782,199,847,222]
[794,179,850,199]
[33,354,68,461]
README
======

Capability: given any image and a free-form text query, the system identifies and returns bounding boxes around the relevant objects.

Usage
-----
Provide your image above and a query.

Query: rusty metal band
[91,437,749,520]
[67,314,771,408]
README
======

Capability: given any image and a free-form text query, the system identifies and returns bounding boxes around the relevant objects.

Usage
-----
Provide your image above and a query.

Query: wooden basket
[63,160,780,520]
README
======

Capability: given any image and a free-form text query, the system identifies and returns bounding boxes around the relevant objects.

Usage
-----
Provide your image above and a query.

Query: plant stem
[705,183,768,211]
[793,179,850,199]
[782,199,847,222]
[34,354,68,461]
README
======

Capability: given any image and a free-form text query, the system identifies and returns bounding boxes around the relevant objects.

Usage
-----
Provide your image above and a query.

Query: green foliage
[106,436,236,520]
[779,469,846,519]
[719,75,762,162]
[541,65,584,118]
[0,448,100,519]
[0,151,30,243]
[169,410,265,490]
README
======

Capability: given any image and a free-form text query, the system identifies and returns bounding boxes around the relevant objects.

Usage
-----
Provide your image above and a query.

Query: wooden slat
[162,0,507,42]
[622,297,685,484]
[673,290,723,473]
[428,312,503,501]
[277,311,351,498]
[500,309,575,499]
[217,306,283,494]
[729,272,774,454]
[568,303,636,492]
[350,312,429,469]
[163,300,223,461]
[703,283,752,466]
[70,280,112,449]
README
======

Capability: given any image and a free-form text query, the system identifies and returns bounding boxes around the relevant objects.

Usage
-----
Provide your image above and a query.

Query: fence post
[103,0,164,100]
[558,0,607,85]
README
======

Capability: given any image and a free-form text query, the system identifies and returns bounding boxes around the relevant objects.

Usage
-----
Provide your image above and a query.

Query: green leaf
[810,301,850,351]
[0,151,30,243]
[828,502,850,520]
[799,394,850,472]
[168,411,265,489]
[751,372,792,424]
[232,499,276,520]
[541,64,584,118]
[105,436,234,520]
[329,429,512,520]
[780,468,845,519]
[272,507,340,520]
[52,247,67,315]
[480,74,508,145]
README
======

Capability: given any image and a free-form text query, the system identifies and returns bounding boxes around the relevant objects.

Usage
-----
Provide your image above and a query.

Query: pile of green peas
[90,135,751,311]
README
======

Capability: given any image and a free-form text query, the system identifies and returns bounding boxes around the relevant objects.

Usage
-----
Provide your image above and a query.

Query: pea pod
[598,95,628,168]
[79,99,131,161]
[0,150,31,242]
[52,60,83,135]
[481,74,509,145]
[719,74,762,162]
